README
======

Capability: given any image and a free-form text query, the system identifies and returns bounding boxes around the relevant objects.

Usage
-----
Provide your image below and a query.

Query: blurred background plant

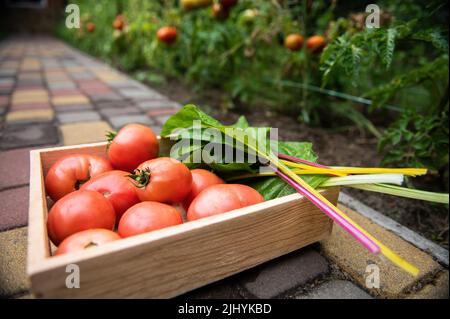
[57,0,449,180]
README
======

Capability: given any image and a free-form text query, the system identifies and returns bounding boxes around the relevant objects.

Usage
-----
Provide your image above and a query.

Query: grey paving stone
[53,103,94,112]
[56,111,101,124]
[0,123,59,150]
[240,248,329,299]
[99,106,142,117]
[88,93,123,102]
[95,100,129,109]
[153,114,173,126]
[119,88,165,100]
[136,100,180,110]
[149,125,162,135]
[48,82,77,90]
[108,114,154,129]
[70,72,96,80]
[297,280,373,299]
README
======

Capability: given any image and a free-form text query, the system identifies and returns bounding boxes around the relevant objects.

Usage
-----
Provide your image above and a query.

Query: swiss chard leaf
[161,105,330,200]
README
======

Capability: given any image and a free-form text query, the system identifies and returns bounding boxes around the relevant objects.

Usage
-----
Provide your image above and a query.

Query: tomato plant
[47,190,116,245]
[187,184,264,221]
[107,124,159,172]
[130,157,192,204]
[80,170,140,222]
[45,154,112,201]
[55,229,121,255]
[118,202,183,237]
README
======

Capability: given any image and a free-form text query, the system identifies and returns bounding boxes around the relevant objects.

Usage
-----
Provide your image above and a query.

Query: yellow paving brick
[12,89,48,97]
[60,121,112,145]
[52,95,90,105]
[12,95,49,104]
[321,205,442,299]
[6,109,54,122]
[0,227,29,297]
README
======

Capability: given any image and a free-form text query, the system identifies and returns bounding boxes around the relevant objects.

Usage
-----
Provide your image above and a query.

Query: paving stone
[297,280,373,299]
[99,106,142,117]
[6,109,54,123]
[48,82,77,90]
[11,95,49,105]
[56,110,101,123]
[88,92,123,102]
[240,248,329,299]
[147,107,179,117]
[0,148,32,189]
[52,95,90,105]
[50,89,83,96]
[10,102,52,111]
[150,125,162,135]
[108,114,154,130]
[95,100,130,109]
[153,114,173,126]
[321,205,442,299]
[407,271,449,299]
[53,103,94,112]
[0,123,59,149]
[0,187,29,231]
[0,227,29,297]
[0,95,9,107]
[119,88,165,100]
[60,121,112,145]
[136,99,180,110]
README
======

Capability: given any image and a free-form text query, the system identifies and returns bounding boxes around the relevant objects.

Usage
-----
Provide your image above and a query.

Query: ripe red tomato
[47,190,116,245]
[307,35,326,53]
[284,33,304,51]
[107,124,159,172]
[130,157,192,204]
[118,202,183,238]
[182,169,224,210]
[156,26,178,44]
[45,154,113,202]
[55,229,121,256]
[187,184,264,221]
[86,22,96,33]
[81,170,140,222]
[112,19,124,30]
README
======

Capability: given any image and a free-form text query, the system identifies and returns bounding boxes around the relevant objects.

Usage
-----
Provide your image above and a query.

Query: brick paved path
[0,36,447,299]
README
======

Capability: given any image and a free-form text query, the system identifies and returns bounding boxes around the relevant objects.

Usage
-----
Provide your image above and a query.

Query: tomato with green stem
[187,184,264,221]
[55,229,121,255]
[118,202,183,238]
[47,190,116,245]
[130,157,192,204]
[45,154,112,202]
[107,124,159,172]
[80,170,140,222]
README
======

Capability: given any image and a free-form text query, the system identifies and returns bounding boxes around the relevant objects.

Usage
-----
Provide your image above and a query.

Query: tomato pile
[45,123,264,255]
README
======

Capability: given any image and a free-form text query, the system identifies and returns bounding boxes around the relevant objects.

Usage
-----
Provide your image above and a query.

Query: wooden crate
[27,142,338,298]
